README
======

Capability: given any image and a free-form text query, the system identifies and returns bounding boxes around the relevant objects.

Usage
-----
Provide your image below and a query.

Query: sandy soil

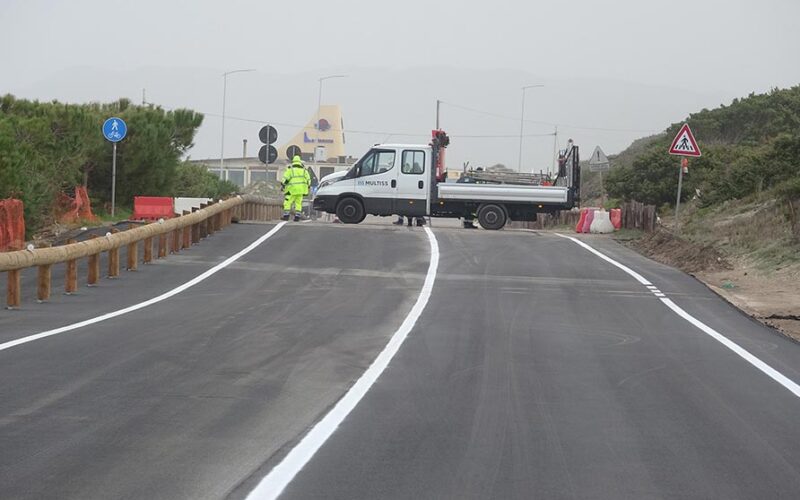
[697,264,800,342]
[626,230,800,342]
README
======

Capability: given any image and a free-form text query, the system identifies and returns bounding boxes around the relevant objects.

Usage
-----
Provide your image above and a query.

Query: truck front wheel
[336,197,366,224]
[477,203,507,230]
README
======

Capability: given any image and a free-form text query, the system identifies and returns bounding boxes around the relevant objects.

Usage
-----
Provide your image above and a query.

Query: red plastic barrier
[575,208,588,233]
[132,196,174,221]
[582,209,595,233]
[610,208,622,230]
[0,198,25,252]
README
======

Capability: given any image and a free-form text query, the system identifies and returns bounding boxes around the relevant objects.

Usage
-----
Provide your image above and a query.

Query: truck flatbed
[437,183,570,205]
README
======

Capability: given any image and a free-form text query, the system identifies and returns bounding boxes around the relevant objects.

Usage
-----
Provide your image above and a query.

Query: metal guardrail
[1,195,282,308]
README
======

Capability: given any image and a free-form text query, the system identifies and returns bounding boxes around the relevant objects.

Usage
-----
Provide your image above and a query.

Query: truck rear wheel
[336,197,366,224]
[477,203,507,230]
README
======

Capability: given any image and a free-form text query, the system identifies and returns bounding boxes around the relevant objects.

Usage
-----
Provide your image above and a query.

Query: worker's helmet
[292,155,303,167]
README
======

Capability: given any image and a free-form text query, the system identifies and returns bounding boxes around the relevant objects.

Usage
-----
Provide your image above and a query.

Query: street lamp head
[320,74,348,82]
[223,68,256,76]
[522,84,545,90]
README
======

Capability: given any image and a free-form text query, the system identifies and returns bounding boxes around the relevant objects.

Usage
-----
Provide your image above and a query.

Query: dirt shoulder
[622,229,800,342]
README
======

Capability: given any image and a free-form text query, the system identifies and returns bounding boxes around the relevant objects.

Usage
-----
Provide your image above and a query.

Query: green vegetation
[604,85,800,268]
[0,95,233,235]
[173,162,238,199]
[605,86,800,210]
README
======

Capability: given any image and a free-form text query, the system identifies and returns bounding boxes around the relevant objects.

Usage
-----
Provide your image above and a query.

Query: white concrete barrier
[174,197,212,215]
[590,210,615,234]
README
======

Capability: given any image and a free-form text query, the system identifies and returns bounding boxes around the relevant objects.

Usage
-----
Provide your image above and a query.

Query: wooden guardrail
[0,195,281,309]
[620,201,657,232]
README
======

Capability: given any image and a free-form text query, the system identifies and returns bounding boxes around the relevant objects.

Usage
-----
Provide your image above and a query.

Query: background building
[194,105,356,189]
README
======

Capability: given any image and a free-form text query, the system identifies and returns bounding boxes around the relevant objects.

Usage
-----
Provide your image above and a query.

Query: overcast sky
[2,0,799,168]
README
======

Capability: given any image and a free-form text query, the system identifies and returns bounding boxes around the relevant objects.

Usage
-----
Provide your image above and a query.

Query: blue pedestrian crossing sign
[102,117,127,142]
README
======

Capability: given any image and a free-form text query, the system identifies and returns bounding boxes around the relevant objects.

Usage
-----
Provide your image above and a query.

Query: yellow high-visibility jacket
[283,163,311,196]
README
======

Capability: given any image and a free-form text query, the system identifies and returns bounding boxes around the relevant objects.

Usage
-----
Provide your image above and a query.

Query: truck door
[353,148,398,215]
[394,149,428,216]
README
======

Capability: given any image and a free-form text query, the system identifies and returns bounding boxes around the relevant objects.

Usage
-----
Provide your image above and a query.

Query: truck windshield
[359,150,395,177]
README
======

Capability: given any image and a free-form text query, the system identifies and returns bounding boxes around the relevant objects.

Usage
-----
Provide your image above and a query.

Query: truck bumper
[313,195,336,213]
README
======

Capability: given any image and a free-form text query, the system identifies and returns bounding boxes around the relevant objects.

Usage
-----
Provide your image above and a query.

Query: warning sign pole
[675,158,685,233]
[669,124,700,233]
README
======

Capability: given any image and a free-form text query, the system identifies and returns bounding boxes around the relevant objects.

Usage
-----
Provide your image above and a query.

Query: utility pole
[220,69,255,179]
[518,85,544,172]
[551,125,558,176]
[436,99,441,129]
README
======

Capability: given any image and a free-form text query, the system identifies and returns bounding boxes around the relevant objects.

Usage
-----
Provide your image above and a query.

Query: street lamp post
[316,74,347,159]
[518,84,544,172]
[220,69,255,179]
[312,75,347,219]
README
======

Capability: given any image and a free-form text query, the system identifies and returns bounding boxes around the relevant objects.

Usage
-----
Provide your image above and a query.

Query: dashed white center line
[556,233,800,399]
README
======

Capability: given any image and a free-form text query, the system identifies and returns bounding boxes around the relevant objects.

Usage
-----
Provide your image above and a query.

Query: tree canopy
[605,86,800,207]
[0,95,231,233]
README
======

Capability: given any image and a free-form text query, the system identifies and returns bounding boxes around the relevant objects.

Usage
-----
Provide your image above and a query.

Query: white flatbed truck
[313,131,581,230]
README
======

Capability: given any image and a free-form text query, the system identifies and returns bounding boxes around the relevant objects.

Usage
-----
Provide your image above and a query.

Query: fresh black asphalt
[1,223,798,499]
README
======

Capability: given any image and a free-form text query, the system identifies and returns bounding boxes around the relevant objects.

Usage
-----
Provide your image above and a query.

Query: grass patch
[94,207,133,224]
[675,195,798,272]
[612,228,645,241]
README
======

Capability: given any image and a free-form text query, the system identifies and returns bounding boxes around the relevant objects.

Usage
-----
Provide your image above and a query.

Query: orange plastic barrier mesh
[581,209,595,233]
[610,208,622,230]
[0,198,26,252]
[132,196,174,221]
[575,208,588,233]
[60,186,97,223]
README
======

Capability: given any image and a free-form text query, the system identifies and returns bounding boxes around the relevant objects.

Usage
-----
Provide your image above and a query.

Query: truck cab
[313,144,433,223]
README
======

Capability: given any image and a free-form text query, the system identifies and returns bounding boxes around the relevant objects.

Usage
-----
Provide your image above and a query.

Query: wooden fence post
[37,264,51,302]
[107,247,119,278]
[158,233,167,258]
[172,227,181,253]
[143,236,153,263]
[87,235,100,286]
[127,242,138,271]
[7,269,21,309]
[66,238,78,292]
[199,204,208,239]
[182,211,191,249]
[191,207,200,243]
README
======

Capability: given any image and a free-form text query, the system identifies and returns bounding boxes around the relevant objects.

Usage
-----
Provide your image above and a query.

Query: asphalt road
[1,222,799,499]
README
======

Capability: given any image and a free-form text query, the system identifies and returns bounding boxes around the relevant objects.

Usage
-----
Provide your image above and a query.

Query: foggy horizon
[2,0,798,170]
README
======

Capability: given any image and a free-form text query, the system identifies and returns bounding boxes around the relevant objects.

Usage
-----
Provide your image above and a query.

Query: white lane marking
[659,297,800,398]
[556,234,800,398]
[247,226,440,500]
[646,285,658,289]
[555,234,652,285]
[0,223,287,353]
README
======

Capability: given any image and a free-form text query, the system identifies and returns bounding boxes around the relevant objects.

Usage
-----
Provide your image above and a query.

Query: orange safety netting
[59,186,97,223]
[0,198,25,252]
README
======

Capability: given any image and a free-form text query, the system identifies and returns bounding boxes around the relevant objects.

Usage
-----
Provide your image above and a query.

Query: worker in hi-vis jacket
[282,155,311,221]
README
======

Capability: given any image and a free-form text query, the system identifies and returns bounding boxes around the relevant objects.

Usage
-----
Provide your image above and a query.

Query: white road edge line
[246,226,440,500]
[556,233,800,398]
[0,222,288,353]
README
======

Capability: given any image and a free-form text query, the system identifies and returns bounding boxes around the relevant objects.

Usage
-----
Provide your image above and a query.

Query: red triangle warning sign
[669,123,701,157]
